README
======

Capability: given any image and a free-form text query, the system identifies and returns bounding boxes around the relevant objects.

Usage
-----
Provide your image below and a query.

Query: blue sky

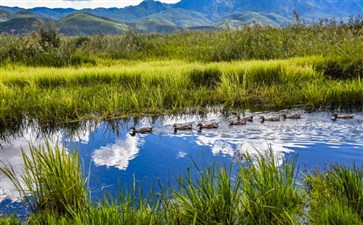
[0,0,180,9]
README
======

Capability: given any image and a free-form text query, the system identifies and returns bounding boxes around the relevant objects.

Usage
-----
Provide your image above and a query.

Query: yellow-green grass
[0,56,362,124]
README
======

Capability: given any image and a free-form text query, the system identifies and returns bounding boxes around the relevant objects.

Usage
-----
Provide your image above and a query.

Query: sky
[0,0,181,9]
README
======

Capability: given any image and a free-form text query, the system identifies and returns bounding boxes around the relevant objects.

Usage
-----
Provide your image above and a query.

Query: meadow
[0,18,363,224]
[0,18,362,126]
[0,56,362,125]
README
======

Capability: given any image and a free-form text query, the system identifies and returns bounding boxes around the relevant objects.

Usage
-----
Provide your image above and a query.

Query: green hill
[128,17,179,33]
[0,10,52,34]
[216,12,290,28]
[147,8,212,28]
[56,12,129,35]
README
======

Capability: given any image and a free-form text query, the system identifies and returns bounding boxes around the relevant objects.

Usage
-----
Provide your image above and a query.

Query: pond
[1,110,363,216]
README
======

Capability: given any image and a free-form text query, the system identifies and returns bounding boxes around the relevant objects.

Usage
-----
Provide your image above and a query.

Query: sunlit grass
[0,56,362,124]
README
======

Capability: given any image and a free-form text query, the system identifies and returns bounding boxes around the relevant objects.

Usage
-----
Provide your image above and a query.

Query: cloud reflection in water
[92,135,143,170]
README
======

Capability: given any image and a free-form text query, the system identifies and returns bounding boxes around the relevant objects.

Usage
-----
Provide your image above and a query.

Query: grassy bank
[1,144,362,224]
[0,56,362,124]
[0,18,362,66]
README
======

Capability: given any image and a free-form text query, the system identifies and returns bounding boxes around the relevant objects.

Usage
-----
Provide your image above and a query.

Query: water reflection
[1,110,363,207]
[0,126,62,202]
[92,135,143,170]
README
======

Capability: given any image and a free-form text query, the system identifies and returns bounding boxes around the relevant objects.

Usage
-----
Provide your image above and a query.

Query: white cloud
[0,0,181,9]
[0,127,62,202]
[92,135,143,170]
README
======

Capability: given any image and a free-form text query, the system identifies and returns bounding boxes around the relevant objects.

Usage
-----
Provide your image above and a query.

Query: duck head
[129,127,136,136]
[259,116,265,122]
[331,113,338,120]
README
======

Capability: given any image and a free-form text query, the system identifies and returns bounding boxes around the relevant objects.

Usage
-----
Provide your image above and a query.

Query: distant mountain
[57,12,129,35]
[147,8,212,28]
[127,8,213,33]
[82,0,170,22]
[128,17,179,33]
[0,0,362,35]
[175,0,363,18]
[0,10,52,34]
[216,12,290,28]
[29,7,77,20]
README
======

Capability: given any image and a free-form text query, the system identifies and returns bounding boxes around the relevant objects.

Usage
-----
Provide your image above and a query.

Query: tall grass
[165,164,241,225]
[1,144,362,224]
[0,56,362,125]
[239,151,304,224]
[306,165,363,224]
[0,142,87,214]
[0,18,362,66]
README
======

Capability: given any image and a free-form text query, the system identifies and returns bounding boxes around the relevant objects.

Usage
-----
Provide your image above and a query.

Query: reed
[0,56,362,125]
[1,144,362,224]
[0,142,87,214]
[238,151,304,224]
[165,163,241,225]
[1,18,362,66]
[306,164,363,224]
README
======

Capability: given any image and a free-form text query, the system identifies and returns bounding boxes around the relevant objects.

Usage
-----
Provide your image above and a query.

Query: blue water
[1,110,363,216]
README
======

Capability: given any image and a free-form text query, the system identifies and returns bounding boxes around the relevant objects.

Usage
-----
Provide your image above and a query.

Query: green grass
[1,144,362,224]
[0,142,86,214]
[306,165,363,225]
[0,56,362,125]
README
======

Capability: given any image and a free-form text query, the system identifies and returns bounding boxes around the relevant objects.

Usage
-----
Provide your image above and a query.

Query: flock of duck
[129,112,355,136]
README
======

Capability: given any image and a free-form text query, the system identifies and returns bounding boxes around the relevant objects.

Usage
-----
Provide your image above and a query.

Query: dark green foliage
[38,25,60,49]
[188,67,222,87]
[317,58,363,80]
[0,18,362,66]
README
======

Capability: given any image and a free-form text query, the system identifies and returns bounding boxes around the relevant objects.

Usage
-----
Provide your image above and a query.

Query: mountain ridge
[0,0,362,35]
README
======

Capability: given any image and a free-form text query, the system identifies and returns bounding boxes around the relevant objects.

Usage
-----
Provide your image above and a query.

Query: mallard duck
[259,115,280,123]
[130,126,152,136]
[229,119,247,126]
[197,123,219,131]
[173,123,193,133]
[281,113,301,119]
[331,113,354,120]
[241,115,253,122]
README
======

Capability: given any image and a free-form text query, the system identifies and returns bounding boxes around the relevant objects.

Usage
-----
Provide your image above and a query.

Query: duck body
[229,119,247,126]
[260,115,280,123]
[197,123,218,131]
[130,127,152,136]
[331,113,354,120]
[241,115,254,122]
[173,123,193,133]
[281,113,301,119]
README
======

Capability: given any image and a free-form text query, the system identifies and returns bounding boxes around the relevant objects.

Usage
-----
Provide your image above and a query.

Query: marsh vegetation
[0,18,362,224]
[1,145,362,224]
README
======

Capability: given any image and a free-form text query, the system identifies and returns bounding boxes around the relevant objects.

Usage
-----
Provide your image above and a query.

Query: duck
[173,123,193,133]
[130,126,152,136]
[229,118,247,126]
[241,115,254,122]
[259,115,280,123]
[281,113,301,119]
[197,123,219,131]
[331,113,354,120]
